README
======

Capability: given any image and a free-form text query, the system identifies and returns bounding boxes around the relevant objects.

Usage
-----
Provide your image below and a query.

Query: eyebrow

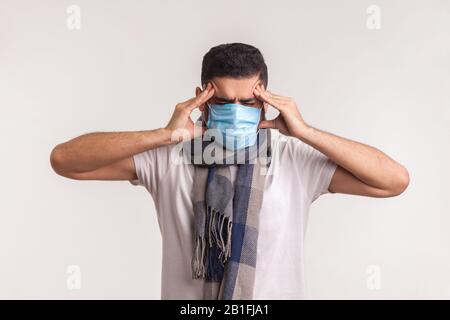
[215,96,257,103]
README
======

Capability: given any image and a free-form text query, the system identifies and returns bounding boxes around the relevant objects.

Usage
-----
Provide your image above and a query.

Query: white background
[1,0,449,299]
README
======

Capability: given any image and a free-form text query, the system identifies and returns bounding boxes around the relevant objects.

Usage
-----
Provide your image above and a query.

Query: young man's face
[195,75,266,124]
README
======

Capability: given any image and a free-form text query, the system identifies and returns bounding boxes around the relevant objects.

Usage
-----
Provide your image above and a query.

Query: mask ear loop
[256,105,264,136]
[254,105,267,157]
[201,102,210,128]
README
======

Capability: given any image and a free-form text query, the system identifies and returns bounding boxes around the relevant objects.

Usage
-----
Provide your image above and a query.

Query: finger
[255,84,289,102]
[266,89,291,101]
[265,90,291,104]
[254,87,282,110]
[254,85,272,103]
[258,119,277,129]
[264,92,289,108]
[197,82,214,102]
[188,83,215,110]
[255,84,282,102]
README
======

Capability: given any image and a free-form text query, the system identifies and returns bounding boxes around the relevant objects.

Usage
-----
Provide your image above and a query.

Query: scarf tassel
[192,206,232,280]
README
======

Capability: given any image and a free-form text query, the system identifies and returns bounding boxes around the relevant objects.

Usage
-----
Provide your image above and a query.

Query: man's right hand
[165,82,215,143]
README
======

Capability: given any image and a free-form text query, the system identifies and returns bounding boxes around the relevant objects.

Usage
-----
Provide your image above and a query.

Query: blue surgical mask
[205,102,261,150]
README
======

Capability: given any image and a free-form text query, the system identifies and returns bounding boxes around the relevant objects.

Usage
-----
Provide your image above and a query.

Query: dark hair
[201,43,268,88]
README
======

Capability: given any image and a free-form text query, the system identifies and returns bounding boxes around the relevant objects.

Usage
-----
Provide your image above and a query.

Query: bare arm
[50,129,172,180]
[298,127,409,197]
[254,84,410,197]
[50,83,215,181]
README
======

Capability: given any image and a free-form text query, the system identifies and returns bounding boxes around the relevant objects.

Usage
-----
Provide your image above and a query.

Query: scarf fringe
[192,206,232,279]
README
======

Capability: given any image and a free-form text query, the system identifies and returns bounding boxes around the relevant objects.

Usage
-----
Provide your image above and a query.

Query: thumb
[258,119,276,129]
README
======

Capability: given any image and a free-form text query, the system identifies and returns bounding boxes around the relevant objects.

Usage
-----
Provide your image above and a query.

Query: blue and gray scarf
[188,128,272,299]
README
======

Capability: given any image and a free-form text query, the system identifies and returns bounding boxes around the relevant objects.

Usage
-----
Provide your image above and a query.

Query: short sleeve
[287,137,338,203]
[129,145,173,195]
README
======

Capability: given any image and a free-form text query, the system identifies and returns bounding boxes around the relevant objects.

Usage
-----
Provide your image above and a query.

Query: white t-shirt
[130,131,337,299]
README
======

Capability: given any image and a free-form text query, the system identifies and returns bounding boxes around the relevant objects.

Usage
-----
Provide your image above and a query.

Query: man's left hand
[254,84,309,139]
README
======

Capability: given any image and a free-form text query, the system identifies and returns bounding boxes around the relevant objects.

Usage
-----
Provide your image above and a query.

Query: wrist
[158,127,177,145]
[294,121,312,141]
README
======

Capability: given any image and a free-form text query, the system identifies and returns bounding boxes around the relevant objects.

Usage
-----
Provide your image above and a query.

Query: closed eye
[214,101,258,107]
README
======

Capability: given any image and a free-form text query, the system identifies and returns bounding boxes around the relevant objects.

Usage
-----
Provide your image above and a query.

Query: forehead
[209,75,262,99]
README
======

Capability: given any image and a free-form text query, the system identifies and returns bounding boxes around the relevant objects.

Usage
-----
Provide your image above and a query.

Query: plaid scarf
[187,128,272,299]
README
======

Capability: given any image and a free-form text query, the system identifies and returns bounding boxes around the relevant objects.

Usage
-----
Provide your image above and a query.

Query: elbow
[50,145,68,176]
[387,165,410,197]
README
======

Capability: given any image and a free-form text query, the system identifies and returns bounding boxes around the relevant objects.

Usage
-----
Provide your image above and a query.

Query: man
[50,43,409,299]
